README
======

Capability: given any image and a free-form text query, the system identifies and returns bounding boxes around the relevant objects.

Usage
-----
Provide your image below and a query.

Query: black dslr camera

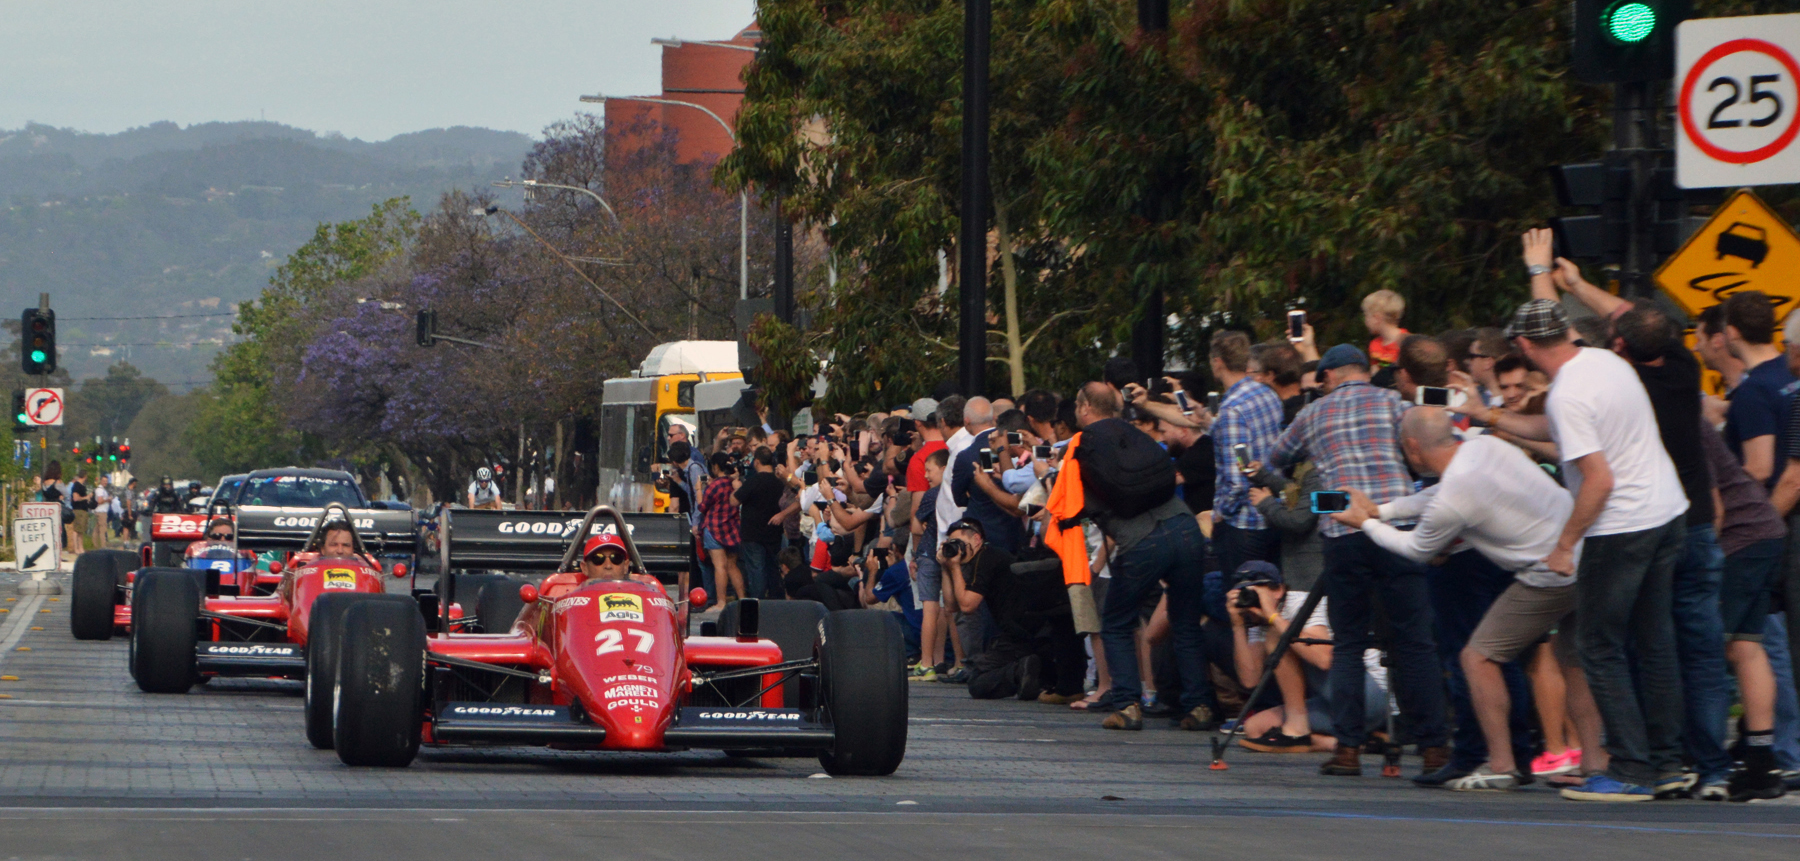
[1234,587,1264,609]
[940,537,967,559]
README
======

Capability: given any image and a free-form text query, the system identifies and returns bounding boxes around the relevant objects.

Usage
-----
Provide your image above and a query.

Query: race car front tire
[131,569,199,693]
[334,598,426,767]
[306,593,414,750]
[816,609,908,776]
[70,550,121,640]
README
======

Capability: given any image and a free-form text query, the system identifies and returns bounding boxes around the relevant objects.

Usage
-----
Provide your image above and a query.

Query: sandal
[1069,692,1103,710]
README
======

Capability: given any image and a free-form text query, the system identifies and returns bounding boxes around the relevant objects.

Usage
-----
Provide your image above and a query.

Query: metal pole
[515,424,526,509]
[1131,0,1169,385]
[958,0,991,398]
[774,194,795,323]
[740,193,749,301]
[1615,80,1657,299]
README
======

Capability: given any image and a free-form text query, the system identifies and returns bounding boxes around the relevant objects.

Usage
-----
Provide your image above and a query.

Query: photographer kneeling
[944,520,1086,701]
[1228,562,1387,753]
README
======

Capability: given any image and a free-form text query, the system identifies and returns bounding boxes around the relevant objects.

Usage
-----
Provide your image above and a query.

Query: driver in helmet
[467,467,502,510]
[184,481,206,508]
[151,475,184,513]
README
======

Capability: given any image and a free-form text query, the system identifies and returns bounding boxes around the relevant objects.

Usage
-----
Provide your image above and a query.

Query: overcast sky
[0,0,757,141]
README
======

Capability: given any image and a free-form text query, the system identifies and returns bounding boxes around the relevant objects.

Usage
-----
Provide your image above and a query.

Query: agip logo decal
[598,593,643,624]
[323,568,358,590]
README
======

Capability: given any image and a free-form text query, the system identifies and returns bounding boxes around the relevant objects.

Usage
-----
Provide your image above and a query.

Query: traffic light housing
[12,391,27,432]
[1572,0,1690,83]
[1549,159,1631,264]
[119,439,131,462]
[416,309,437,347]
[20,308,55,375]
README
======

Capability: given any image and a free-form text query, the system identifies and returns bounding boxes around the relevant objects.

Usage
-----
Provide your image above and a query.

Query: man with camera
[1227,562,1387,753]
[944,519,1086,702]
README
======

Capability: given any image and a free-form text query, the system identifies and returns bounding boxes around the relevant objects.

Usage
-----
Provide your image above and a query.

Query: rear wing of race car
[149,513,228,542]
[233,506,419,553]
[442,508,691,580]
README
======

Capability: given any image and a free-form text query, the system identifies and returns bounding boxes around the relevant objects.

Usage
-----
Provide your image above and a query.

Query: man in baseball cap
[579,532,631,582]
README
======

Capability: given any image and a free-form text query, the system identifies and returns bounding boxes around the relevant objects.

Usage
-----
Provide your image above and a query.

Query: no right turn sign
[1677,14,1800,188]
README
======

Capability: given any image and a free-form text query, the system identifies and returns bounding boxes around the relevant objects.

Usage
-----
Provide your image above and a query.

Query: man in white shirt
[1469,298,1689,801]
[1333,407,1584,790]
[934,395,974,538]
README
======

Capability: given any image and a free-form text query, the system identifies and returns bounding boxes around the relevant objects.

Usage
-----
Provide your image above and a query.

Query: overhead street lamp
[650,36,757,52]
[491,179,620,226]
[472,205,658,337]
[581,92,749,301]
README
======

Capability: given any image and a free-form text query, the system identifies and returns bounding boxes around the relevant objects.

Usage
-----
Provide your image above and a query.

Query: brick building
[604,24,759,164]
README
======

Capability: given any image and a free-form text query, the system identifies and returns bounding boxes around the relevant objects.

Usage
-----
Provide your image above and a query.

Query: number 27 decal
[595,628,656,655]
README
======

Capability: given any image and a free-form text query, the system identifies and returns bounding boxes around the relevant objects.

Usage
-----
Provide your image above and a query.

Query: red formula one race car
[128,502,419,694]
[70,512,270,640]
[317,506,908,776]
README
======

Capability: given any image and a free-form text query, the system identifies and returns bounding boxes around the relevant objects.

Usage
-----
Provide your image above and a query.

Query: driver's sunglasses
[585,550,628,566]
[207,532,233,540]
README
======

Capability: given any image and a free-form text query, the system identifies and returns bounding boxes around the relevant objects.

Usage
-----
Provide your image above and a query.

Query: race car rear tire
[71,551,121,640]
[816,609,907,776]
[720,599,827,709]
[437,573,506,630]
[152,541,181,568]
[334,599,426,767]
[475,577,527,635]
[131,569,199,693]
[306,593,413,750]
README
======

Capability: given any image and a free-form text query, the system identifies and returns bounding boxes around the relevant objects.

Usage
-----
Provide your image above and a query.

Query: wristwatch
[1527,263,1552,276]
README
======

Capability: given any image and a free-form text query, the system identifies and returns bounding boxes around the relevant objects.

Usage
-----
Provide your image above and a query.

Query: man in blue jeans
[1477,291,1690,801]
[1071,383,1218,733]
[1270,344,1447,777]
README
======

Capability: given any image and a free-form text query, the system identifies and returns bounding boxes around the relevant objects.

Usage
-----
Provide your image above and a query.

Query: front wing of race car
[428,703,834,749]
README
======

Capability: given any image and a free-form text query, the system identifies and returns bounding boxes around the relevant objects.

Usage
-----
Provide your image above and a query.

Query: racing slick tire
[131,569,200,693]
[71,550,124,640]
[436,572,507,630]
[306,593,414,750]
[475,577,527,635]
[334,598,427,767]
[719,599,827,710]
[816,609,908,776]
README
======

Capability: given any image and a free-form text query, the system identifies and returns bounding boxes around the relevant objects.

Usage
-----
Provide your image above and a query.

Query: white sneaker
[1447,764,1521,791]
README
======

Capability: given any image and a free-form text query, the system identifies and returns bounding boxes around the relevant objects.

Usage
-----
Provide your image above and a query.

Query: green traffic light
[1605,1,1656,43]
[14,413,24,424]
[28,349,45,363]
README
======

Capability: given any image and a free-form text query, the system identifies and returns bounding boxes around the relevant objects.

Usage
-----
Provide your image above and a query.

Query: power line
[60,341,237,348]
[58,312,237,321]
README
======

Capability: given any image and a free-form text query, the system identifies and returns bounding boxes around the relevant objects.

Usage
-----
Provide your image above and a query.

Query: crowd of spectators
[650,228,1800,802]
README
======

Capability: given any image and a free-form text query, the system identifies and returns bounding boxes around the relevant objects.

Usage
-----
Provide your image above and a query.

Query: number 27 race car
[316,505,908,776]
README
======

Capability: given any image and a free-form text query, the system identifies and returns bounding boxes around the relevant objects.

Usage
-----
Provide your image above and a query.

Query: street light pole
[491,179,620,226]
[580,93,748,302]
[959,0,991,398]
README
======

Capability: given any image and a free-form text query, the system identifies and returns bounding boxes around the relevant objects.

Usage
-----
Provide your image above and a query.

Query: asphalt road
[1,568,1796,860]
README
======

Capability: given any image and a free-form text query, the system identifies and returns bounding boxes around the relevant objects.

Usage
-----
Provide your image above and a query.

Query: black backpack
[1074,418,1177,519]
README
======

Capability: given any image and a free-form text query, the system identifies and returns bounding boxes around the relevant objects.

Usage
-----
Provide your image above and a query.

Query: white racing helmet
[476,467,492,482]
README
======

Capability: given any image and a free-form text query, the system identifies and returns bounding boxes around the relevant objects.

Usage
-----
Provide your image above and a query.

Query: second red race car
[316,505,908,776]
[128,502,418,694]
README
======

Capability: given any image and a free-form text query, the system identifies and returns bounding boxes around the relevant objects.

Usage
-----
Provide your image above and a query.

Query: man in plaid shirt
[1269,343,1448,778]
[1210,330,1286,579]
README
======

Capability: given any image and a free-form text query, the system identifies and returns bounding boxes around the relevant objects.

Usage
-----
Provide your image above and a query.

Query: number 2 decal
[596,628,656,655]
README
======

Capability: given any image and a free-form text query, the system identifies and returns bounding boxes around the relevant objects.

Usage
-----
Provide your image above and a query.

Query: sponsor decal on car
[201,644,301,656]
[271,515,375,529]
[598,593,644,624]
[496,520,639,537]
[606,697,658,712]
[553,596,591,614]
[648,596,675,611]
[444,705,560,718]
[696,710,803,721]
[322,568,358,590]
[603,684,659,699]
[602,673,658,685]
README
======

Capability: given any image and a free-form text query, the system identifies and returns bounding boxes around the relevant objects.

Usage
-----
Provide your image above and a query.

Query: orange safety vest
[1043,433,1090,586]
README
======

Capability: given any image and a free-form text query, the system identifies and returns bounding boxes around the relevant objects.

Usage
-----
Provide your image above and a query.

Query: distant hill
[0,121,534,386]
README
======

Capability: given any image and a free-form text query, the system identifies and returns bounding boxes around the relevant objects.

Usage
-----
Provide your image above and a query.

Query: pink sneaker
[1531,749,1578,776]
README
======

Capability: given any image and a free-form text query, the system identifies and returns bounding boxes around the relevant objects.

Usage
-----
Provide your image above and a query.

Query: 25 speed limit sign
[1677,14,1800,188]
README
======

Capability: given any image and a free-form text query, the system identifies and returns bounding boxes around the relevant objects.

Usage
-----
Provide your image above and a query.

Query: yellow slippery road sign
[1656,189,1800,322]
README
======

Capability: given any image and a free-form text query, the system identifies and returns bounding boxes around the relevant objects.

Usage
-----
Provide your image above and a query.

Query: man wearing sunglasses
[205,521,235,542]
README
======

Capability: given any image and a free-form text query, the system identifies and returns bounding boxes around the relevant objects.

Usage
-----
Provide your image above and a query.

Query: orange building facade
[604,24,759,165]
